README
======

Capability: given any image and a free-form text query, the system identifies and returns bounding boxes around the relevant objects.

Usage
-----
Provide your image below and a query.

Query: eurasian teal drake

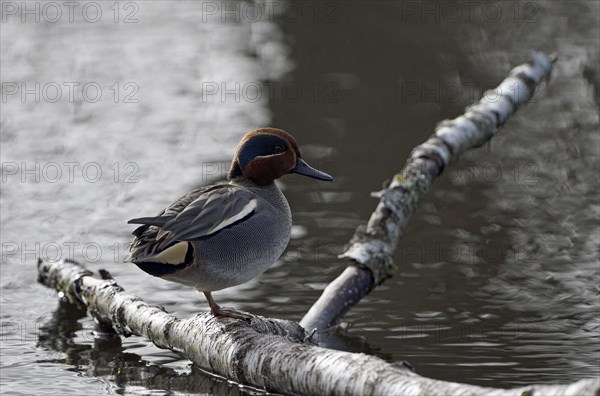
[126,128,332,319]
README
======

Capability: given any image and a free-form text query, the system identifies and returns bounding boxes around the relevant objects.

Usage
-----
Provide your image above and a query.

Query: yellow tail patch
[144,241,189,265]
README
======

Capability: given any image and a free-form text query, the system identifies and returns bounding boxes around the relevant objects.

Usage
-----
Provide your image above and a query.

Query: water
[1,1,599,394]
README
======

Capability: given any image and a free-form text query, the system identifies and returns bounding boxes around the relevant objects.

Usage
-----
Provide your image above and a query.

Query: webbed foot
[203,291,252,321]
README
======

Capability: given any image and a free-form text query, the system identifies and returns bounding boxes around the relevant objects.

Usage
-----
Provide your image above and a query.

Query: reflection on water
[1,1,598,394]
[36,299,260,395]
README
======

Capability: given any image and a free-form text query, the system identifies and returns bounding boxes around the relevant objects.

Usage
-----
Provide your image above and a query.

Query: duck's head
[228,128,333,186]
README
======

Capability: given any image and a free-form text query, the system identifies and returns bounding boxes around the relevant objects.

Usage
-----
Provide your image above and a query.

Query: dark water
[1,1,598,394]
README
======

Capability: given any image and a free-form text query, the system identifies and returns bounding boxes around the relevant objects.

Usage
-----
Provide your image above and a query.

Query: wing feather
[126,184,258,264]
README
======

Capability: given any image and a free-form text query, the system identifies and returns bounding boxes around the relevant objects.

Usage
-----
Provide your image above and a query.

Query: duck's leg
[203,292,252,320]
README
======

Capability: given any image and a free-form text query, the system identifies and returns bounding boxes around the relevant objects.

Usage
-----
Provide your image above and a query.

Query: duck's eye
[274,145,284,153]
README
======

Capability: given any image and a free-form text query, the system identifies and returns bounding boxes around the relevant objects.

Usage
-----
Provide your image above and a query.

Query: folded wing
[126,184,258,265]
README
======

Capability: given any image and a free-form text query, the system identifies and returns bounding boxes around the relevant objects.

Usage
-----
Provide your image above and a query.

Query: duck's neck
[230,177,289,214]
[228,160,242,179]
[229,175,274,188]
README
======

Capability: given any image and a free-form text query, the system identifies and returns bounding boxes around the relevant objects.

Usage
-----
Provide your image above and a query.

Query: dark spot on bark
[98,269,114,280]
[402,360,416,373]
[162,317,178,343]
[232,336,254,383]
[260,355,272,379]
[114,304,132,336]
[490,109,502,125]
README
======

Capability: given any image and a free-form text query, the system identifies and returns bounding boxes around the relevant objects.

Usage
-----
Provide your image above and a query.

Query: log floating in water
[38,259,599,395]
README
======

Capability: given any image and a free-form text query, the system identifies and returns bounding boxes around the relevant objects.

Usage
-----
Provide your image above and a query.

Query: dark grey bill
[290,158,333,181]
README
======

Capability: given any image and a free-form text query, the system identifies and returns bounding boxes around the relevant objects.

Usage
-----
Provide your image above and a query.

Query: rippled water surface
[1,1,599,394]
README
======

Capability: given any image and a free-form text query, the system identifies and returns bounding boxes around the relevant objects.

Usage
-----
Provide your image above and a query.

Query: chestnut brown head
[228,128,333,186]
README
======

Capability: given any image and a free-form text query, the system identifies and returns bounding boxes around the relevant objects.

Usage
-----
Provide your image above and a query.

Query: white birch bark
[38,259,599,396]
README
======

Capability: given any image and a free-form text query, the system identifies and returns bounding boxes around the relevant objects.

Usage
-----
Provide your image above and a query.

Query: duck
[125,128,333,319]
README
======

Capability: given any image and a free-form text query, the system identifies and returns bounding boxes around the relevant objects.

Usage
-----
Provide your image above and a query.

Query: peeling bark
[38,259,599,395]
[300,51,559,331]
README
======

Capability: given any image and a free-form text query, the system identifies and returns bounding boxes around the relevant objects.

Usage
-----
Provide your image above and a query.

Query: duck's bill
[290,158,333,181]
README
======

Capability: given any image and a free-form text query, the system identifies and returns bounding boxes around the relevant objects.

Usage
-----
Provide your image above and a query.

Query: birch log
[38,259,599,396]
[300,51,558,331]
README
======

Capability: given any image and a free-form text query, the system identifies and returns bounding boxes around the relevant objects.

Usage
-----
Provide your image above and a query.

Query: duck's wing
[126,184,258,264]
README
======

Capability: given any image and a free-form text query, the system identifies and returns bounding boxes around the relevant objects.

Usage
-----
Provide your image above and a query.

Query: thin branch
[300,51,558,331]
